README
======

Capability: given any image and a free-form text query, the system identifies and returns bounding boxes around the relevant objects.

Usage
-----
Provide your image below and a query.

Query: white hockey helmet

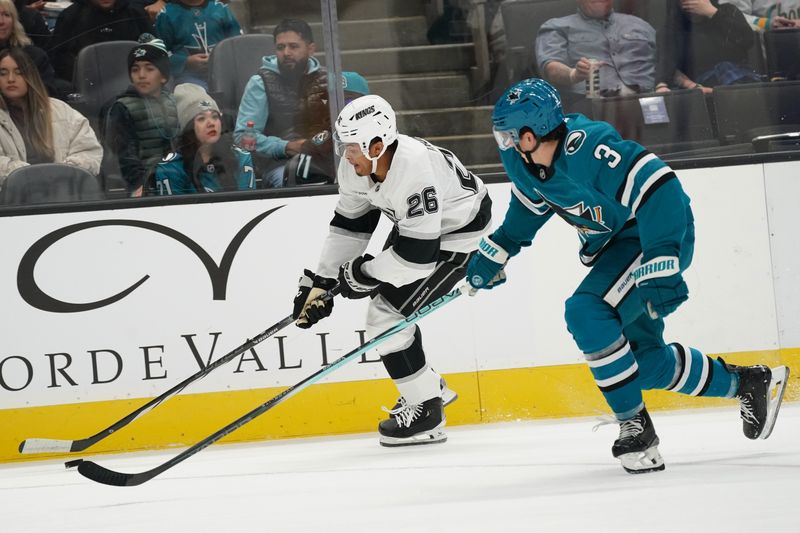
[334,94,398,165]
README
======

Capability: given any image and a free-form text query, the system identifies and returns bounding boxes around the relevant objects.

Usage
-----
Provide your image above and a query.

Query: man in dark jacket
[14,0,50,49]
[47,0,153,83]
[234,18,327,188]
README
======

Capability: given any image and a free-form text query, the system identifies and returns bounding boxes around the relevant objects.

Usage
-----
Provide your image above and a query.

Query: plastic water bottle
[240,120,257,152]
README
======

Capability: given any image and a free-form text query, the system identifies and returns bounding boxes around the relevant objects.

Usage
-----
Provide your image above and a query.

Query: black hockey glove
[338,254,380,300]
[633,253,688,319]
[293,269,337,329]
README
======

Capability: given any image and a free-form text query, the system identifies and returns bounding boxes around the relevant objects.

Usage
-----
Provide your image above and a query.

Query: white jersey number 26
[407,186,439,218]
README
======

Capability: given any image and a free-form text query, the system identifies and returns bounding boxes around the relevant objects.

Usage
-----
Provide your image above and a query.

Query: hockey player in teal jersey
[467,78,790,474]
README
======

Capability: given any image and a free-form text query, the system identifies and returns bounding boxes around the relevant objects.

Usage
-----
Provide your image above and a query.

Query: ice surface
[2,405,799,533]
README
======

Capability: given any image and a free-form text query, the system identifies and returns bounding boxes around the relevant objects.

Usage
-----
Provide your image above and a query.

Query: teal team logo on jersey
[565,130,586,155]
[312,130,330,145]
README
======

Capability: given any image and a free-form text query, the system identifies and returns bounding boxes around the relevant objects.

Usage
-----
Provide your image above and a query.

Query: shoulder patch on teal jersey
[565,130,586,155]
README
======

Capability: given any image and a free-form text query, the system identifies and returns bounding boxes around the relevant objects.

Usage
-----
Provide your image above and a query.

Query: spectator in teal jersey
[155,0,241,88]
[154,83,254,195]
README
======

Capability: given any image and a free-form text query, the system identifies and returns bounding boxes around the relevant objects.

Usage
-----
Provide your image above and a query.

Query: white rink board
[764,161,800,348]
[0,162,792,409]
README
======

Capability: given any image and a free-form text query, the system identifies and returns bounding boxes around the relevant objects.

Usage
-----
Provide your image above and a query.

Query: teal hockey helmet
[492,78,565,151]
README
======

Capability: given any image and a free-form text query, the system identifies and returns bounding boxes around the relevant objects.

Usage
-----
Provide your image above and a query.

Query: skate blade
[619,446,665,474]
[380,425,447,448]
[759,366,789,440]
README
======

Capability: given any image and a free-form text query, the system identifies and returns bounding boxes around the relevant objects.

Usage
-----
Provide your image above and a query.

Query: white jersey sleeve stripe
[511,185,549,215]
[329,225,373,242]
[398,226,442,241]
[621,152,658,207]
[334,203,378,219]
[362,248,437,287]
[630,166,674,214]
[317,230,370,279]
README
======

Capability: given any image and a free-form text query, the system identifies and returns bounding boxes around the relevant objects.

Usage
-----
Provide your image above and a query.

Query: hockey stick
[73,282,470,486]
[19,290,337,456]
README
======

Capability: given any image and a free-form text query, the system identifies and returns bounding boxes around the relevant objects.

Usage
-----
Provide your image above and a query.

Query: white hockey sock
[394,365,441,406]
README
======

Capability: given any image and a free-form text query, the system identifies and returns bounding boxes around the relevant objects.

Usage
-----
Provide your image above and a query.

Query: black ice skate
[611,408,665,474]
[722,358,790,440]
[389,376,458,415]
[379,397,446,447]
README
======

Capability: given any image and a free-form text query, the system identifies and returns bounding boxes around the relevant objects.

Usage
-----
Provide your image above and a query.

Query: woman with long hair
[0,47,102,186]
[154,83,254,195]
[0,0,62,96]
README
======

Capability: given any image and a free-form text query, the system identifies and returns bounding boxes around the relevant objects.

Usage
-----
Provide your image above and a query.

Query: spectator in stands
[0,47,102,186]
[48,0,152,84]
[720,0,799,28]
[536,0,656,100]
[235,18,326,189]
[656,0,760,92]
[154,83,254,194]
[155,0,241,88]
[0,0,65,97]
[128,0,164,19]
[102,36,178,197]
[284,71,369,186]
[14,0,48,49]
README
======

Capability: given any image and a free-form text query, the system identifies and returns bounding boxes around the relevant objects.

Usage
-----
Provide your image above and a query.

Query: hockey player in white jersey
[292,94,492,446]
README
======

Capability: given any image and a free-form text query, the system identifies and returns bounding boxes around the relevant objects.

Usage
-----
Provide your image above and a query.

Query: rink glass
[1,0,798,210]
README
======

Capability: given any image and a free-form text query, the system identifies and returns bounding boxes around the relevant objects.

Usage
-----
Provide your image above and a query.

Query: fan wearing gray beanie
[154,83,255,195]
[102,35,179,197]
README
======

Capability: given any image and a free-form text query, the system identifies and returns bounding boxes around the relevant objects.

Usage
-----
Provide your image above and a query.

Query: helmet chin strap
[517,136,553,181]
[365,142,390,174]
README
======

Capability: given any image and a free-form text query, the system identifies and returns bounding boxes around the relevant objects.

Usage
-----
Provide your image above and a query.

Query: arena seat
[590,89,719,155]
[712,81,800,146]
[1,164,104,206]
[764,28,800,80]
[208,34,276,129]
[72,41,139,130]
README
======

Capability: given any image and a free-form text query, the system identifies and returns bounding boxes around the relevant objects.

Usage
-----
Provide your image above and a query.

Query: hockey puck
[64,459,83,469]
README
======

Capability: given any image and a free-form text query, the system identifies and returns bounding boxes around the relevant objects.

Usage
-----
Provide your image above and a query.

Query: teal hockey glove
[633,255,688,319]
[467,235,509,291]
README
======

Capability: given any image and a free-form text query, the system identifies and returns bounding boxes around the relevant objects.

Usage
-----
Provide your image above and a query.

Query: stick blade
[19,438,75,454]
[77,460,149,487]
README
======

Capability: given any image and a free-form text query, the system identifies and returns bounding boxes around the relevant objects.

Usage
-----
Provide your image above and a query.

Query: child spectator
[48,0,153,83]
[155,0,241,88]
[154,83,254,194]
[0,47,102,187]
[103,36,178,196]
